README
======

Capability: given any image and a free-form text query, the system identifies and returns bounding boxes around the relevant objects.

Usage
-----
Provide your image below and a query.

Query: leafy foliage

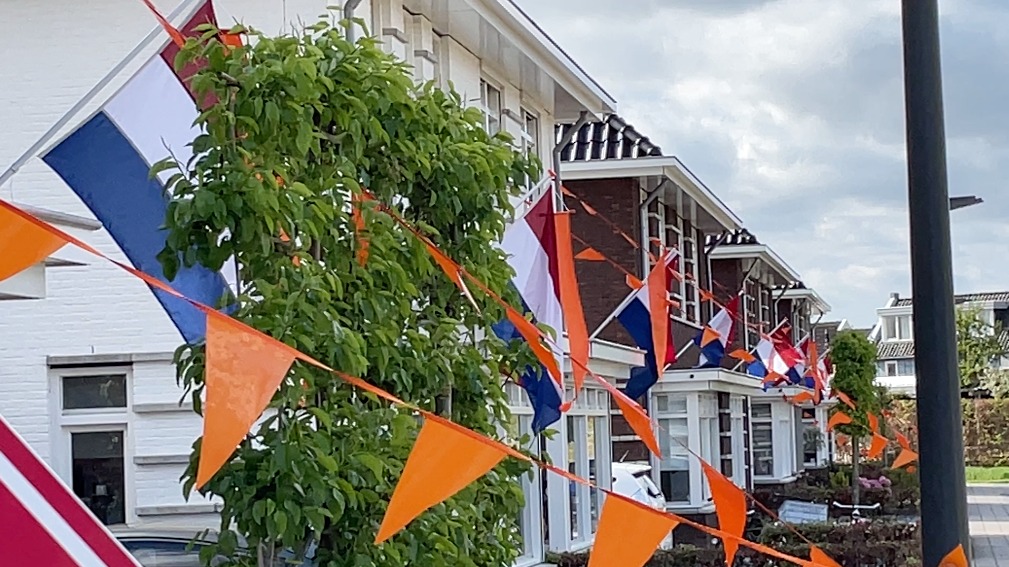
[158,17,540,567]
[956,305,1009,395]
[829,331,881,438]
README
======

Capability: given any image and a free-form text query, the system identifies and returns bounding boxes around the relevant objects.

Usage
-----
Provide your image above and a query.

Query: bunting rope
[0,198,840,567]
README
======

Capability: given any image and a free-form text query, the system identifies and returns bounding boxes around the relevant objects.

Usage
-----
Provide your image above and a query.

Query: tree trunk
[852,435,861,506]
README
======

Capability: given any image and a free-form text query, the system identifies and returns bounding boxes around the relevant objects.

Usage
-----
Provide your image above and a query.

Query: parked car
[611,462,673,549]
[111,527,314,567]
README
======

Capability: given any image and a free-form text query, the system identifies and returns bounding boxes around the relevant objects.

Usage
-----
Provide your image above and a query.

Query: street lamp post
[901,1,972,565]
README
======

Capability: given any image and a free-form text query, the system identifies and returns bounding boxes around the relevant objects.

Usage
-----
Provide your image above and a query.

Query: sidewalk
[970,484,1009,567]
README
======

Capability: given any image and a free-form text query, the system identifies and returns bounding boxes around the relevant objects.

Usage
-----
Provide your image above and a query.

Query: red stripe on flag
[159,0,219,107]
[523,194,562,301]
[0,421,138,566]
[0,481,78,567]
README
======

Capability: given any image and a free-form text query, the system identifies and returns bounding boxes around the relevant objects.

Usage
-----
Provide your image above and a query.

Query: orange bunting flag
[619,230,638,248]
[197,312,296,488]
[626,274,644,291]
[826,411,852,432]
[789,391,815,405]
[575,247,606,262]
[646,253,670,381]
[867,412,881,435]
[867,433,888,460]
[424,242,479,311]
[376,417,507,543]
[351,192,370,267]
[0,203,70,282]
[892,448,919,469]
[834,391,855,410]
[806,545,843,567]
[593,375,660,457]
[555,212,590,395]
[141,0,187,47]
[579,200,599,216]
[589,494,679,567]
[729,349,757,364]
[940,544,968,567]
[896,431,912,450]
[506,307,562,385]
[702,462,748,567]
[278,228,302,267]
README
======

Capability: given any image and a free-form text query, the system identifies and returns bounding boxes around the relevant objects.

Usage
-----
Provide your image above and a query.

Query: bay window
[564,386,610,548]
[503,383,544,565]
[653,392,725,509]
[730,396,747,487]
[751,400,798,481]
[655,394,690,504]
[698,394,719,500]
[751,402,774,477]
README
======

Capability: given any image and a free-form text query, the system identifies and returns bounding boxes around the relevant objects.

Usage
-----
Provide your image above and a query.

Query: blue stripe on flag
[615,297,662,400]
[492,295,562,433]
[43,112,231,344]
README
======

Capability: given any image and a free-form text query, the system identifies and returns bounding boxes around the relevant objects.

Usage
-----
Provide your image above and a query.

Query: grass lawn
[966,466,1009,483]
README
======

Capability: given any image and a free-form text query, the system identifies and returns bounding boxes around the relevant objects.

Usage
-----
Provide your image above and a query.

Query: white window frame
[752,401,798,482]
[480,79,503,136]
[698,394,720,501]
[503,383,545,565]
[49,366,136,526]
[885,361,898,377]
[750,401,774,479]
[652,392,717,511]
[730,396,747,487]
[562,385,609,551]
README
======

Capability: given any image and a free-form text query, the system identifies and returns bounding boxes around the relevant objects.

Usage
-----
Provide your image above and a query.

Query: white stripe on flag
[0,450,105,566]
[104,57,200,184]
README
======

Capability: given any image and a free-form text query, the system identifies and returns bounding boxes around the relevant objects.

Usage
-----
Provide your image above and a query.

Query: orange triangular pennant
[197,312,296,487]
[588,494,679,567]
[940,544,968,567]
[506,306,562,385]
[789,391,814,405]
[867,413,881,435]
[555,212,589,394]
[834,391,855,410]
[351,192,370,267]
[826,411,852,432]
[806,545,843,567]
[646,253,670,379]
[700,326,721,347]
[892,448,919,469]
[375,417,507,543]
[141,0,187,47]
[0,204,69,282]
[729,349,757,364]
[626,274,644,290]
[575,247,606,261]
[593,375,660,456]
[867,433,888,460]
[579,200,599,216]
[702,462,748,567]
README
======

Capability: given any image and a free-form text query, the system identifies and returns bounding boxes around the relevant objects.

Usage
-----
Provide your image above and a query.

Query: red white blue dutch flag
[42,1,232,345]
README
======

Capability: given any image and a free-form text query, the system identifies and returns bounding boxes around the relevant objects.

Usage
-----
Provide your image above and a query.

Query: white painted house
[0,0,622,561]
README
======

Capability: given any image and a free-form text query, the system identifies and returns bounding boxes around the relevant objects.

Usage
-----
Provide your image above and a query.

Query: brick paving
[970,485,1009,567]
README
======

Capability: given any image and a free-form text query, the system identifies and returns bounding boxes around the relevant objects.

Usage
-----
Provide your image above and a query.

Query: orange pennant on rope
[575,247,606,262]
[589,494,679,567]
[788,391,815,405]
[834,391,855,410]
[555,212,589,397]
[826,411,852,432]
[592,374,660,457]
[579,200,599,216]
[806,545,843,567]
[892,448,919,469]
[729,349,757,364]
[702,462,748,567]
[141,0,187,47]
[940,544,968,567]
[423,242,479,312]
[351,192,370,267]
[646,252,670,381]
[375,417,507,543]
[0,205,70,282]
[506,306,562,385]
[626,273,644,291]
[867,433,888,460]
[197,311,296,488]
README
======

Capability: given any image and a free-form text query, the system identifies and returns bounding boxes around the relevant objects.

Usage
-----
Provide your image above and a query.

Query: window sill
[671,316,703,330]
[753,474,799,486]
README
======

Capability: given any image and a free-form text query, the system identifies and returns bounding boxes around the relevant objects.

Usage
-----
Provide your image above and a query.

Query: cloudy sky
[515,0,1008,327]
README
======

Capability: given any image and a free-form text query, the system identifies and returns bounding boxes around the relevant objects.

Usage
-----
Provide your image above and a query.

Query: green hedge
[549,521,920,566]
[891,399,1009,467]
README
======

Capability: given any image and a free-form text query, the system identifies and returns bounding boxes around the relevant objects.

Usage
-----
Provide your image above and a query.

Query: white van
[611,462,674,550]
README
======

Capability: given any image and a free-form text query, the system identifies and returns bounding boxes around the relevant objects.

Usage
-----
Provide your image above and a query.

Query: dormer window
[883,315,912,341]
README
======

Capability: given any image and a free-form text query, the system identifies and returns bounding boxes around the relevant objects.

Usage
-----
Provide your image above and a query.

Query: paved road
[970,485,1009,567]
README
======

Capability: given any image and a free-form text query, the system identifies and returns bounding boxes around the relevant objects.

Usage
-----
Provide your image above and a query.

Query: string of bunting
[0,198,839,567]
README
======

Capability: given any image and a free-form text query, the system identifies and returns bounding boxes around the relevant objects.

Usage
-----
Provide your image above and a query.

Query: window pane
[751,403,771,419]
[72,431,126,525]
[588,418,600,532]
[63,374,127,410]
[753,423,774,476]
[898,316,911,339]
[898,359,915,376]
[660,470,690,503]
[567,416,579,541]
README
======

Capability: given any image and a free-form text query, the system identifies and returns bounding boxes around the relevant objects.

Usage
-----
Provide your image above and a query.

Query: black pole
[900,1,971,565]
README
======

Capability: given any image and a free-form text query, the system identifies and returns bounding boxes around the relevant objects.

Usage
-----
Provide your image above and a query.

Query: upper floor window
[643,198,700,325]
[480,80,502,136]
[883,315,912,341]
[877,359,915,377]
[521,108,539,160]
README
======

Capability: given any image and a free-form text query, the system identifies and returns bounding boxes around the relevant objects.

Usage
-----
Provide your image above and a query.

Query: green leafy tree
[829,330,881,505]
[956,305,1009,396]
[158,18,540,566]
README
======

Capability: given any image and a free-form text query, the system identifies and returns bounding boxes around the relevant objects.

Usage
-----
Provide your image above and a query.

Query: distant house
[870,291,1009,396]
[557,115,834,535]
